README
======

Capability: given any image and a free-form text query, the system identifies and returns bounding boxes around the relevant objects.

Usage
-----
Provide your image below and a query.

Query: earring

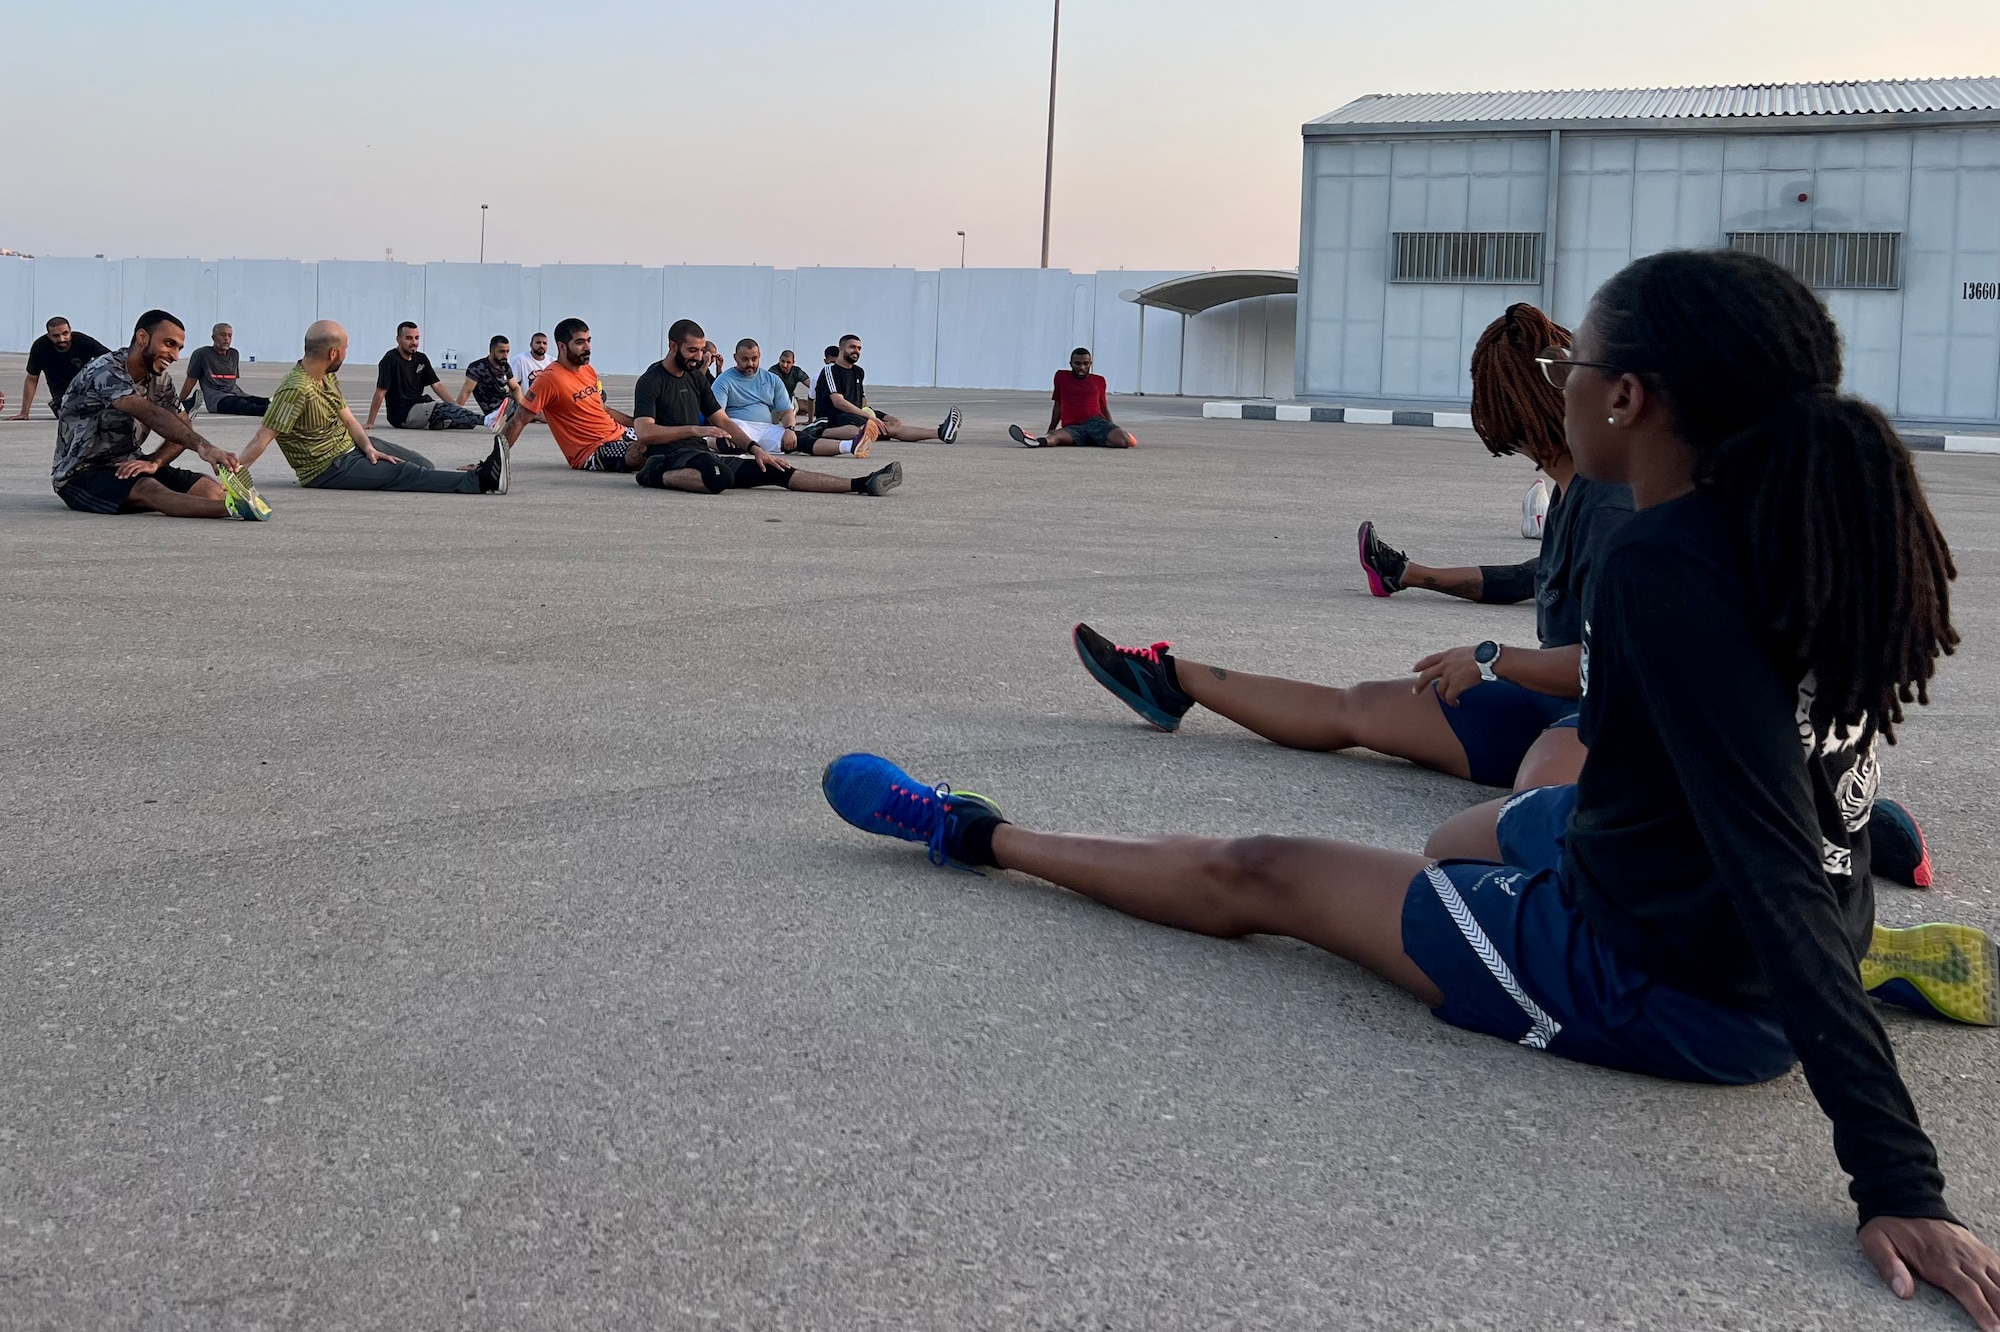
[1606,416,1615,424]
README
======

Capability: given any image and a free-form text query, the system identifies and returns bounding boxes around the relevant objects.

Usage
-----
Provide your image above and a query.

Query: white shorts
[738,421,789,451]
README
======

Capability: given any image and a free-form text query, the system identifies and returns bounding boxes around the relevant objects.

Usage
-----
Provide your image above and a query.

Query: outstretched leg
[127,475,229,518]
[990,825,1443,1002]
[1176,657,1472,779]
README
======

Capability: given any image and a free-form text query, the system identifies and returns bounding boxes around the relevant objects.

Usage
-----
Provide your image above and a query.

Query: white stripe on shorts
[1424,864,1562,1050]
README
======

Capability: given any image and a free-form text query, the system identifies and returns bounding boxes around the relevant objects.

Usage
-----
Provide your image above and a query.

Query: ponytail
[1469,303,1570,462]
[1590,250,1957,741]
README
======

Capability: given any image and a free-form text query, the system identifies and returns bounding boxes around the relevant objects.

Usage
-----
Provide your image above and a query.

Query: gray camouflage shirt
[52,349,179,487]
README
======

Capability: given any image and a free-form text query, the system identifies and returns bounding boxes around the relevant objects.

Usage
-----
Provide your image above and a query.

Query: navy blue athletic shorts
[1400,784,1796,1085]
[57,463,206,514]
[1064,415,1117,446]
[1432,678,1577,786]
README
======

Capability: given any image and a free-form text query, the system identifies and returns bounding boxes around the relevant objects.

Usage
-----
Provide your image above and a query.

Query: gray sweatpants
[306,442,480,493]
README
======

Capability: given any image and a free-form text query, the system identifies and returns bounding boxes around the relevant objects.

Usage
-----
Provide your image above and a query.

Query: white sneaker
[1522,478,1550,539]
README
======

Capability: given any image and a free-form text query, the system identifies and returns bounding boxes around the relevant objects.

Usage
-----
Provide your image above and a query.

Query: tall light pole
[479,204,489,263]
[957,230,966,268]
[1039,0,1060,269]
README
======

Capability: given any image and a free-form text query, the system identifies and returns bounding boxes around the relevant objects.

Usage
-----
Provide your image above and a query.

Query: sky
[4,0,1997,274]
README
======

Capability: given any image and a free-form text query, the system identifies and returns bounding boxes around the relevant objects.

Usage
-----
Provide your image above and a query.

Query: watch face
[1475,641,1499,664]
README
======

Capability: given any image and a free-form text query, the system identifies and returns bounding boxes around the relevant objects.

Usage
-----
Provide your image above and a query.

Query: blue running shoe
[1072,622,1194,732]
[1867,798,1933,889]
[821,752,1006,870]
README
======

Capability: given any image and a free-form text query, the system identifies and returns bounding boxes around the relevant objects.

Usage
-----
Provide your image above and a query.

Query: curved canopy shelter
[1119,269,1298,393]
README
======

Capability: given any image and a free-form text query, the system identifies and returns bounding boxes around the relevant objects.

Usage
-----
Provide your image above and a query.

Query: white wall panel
[423,264,529,373]
[660,265,777,362]
[119,259,218,349]
[1089,270,1190,395]
[936,268,1078,390]
[535,265,660,377]
[0,259,33,354]
[314,261,426,369]
[30,258,120,348]
[793,269,935,387]
[216,260,315,365]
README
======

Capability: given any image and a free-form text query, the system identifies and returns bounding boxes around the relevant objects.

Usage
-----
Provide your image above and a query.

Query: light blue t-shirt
[712,367,790,424]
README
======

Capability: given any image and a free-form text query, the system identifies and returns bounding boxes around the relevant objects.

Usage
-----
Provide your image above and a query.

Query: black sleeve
[76,335,110,360]
[632,370,659,422]
[25,338,46,375]
[1611,557,1953,1226]
[416,355,439,389]
[698,379,722,419]
[376,353,395,390]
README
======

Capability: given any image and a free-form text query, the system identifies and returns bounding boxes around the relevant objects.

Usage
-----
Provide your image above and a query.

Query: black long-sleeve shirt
[1566,491,1952,1226]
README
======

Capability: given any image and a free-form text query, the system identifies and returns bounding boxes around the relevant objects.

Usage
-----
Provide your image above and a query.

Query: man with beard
[510,331,556,390]
[774,349,813,418]
[14,316,112,420]
[1009,347,1137,448]
[180,323,271,417]
[364,322,484,431]
[712,338,849,457]
[496,317,654,474]
[237,321,508,494]
[457,335,519,428]
[628,318,903,498]
[815,334,961,447]
[50,309,262,519]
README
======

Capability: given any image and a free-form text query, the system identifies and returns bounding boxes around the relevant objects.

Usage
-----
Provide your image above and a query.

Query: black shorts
[824,408,874,431]
[56,464,206,514]
[653,445,792,489]
[583,429,642,472]
[1063,415,1116,446]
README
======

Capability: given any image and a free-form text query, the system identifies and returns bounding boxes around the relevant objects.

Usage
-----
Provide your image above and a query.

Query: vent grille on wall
[1390,232,1544,284]
[1727,231,1902,290]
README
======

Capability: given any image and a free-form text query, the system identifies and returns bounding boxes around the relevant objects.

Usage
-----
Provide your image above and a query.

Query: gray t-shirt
[187,346,246,409]
[1535,474,1635,648]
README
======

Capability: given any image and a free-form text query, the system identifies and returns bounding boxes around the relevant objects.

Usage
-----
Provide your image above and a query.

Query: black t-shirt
[1534,475,1633,648]
[1568,490,1946,1225]
[464,355,513,412]
[814,361,865,418]
[376,349,441,425]
[633,361,722,435]
[27,332,113,398]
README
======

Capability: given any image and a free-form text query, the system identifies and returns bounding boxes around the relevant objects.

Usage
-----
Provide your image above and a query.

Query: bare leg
[1106,426,1138,448]
[1423,796,1509,861]
[1045,428,1078,446]
[1400,563,1486,601]
[1175,657,1471,780]
[991,824,1442,1004]
[127,475,229,519]
[784,469,855,494]
[1514,727,1587,790]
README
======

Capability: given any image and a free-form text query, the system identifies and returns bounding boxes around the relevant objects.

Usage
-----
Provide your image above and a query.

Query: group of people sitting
[817,250,2000,1327]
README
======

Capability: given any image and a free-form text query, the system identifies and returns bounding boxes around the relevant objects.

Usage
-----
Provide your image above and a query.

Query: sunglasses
[1535,346,1624,389]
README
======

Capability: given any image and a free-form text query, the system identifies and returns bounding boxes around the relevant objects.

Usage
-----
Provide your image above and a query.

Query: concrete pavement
[2,363,1997,1330]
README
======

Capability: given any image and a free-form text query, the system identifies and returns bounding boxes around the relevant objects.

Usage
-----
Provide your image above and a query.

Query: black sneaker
[938,407,962,443]
[1071,622,1194,732]
[1008,424,1046,448]
[861,460,903,496]
[476,436,510,494]
[1358,520,1408,598]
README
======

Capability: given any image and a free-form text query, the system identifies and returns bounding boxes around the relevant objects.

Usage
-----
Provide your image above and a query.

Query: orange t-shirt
[522,361,621,468]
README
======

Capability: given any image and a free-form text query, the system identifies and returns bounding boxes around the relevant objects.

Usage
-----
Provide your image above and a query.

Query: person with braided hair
[1356,302,1577,604]
[1063,304,1633,792]
[820,248,1999,1328]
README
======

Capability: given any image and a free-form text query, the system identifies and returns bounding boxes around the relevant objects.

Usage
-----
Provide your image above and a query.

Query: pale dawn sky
[4,0,1996,273]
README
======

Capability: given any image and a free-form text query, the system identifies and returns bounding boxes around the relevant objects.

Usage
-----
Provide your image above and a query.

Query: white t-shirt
[510,350,557,387]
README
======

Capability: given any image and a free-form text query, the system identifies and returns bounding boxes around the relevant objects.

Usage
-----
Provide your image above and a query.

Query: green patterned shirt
[261,364,354,483]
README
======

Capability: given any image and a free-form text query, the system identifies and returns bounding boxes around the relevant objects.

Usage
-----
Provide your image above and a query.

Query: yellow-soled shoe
[1861,923,1998,1026]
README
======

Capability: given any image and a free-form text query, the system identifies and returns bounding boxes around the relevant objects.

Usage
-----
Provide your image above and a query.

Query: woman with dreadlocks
[821,250,2000,1325]
[1355,302,1581,606]
[1059,304,1635,792]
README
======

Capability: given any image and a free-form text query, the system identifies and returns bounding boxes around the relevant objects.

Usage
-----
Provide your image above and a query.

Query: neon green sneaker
[1861,922,1998,1026]
[216,466,272,521]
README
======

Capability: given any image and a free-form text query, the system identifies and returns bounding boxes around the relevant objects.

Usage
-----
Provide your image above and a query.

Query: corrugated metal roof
[1310,78,2000,128]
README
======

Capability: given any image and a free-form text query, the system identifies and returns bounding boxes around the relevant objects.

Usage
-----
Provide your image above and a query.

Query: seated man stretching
[50,308,261,520]
[238,321,508,495]
[365,322,484,431]
[712,338,850,457]
[815,334,961,447]
[1009,347,1137,448]
[180,323,270,417]
[458,335,518,428]
[629,319,903,498]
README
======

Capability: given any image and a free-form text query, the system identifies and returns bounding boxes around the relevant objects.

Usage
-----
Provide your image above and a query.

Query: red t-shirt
[1053,371,1108,427]
[523,361,621,468]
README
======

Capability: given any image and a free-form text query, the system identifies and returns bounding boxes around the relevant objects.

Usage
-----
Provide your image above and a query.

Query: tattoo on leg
[1209,666,1229,681]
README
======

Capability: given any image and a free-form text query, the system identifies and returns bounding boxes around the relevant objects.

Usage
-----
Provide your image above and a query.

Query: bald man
[237,321,510,494]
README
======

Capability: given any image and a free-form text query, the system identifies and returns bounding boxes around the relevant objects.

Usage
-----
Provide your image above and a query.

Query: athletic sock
[839,439,856,455]
[946,808,1008,869]
[850,474,868,493]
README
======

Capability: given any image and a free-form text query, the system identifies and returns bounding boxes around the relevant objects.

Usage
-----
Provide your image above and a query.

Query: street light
[479,204,489,263]
[1039,0,1060,269]
[957,231,966,268]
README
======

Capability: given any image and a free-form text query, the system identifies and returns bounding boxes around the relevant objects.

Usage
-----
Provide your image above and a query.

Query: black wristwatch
[1474,640,1502,683]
